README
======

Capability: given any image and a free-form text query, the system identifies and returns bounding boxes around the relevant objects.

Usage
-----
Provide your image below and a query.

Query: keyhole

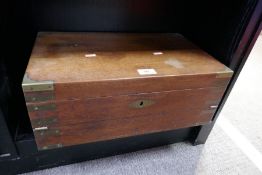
[140,101,144,107]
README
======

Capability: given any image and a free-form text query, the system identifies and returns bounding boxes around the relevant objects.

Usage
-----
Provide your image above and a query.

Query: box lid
[22,32,233,101]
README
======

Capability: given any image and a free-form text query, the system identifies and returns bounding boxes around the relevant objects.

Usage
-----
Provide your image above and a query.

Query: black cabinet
[0,0,261,174]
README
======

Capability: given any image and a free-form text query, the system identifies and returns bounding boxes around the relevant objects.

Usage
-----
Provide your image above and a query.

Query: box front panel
[26,87,225,150]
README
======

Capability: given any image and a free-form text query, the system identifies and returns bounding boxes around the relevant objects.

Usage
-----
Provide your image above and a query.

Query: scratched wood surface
[29,86,226,148]
[22,33,233,150]
[26,32,231,83]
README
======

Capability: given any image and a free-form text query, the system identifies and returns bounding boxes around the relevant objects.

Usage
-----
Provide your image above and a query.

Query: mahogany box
[22,32,233,150]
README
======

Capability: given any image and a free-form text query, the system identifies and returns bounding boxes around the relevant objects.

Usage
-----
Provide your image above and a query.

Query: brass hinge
[25,92,55,102]
[27,103,56,112]
[22,73,54,92]
[31,117,57,128]
[34,129,61,137]
[40,144,63,150]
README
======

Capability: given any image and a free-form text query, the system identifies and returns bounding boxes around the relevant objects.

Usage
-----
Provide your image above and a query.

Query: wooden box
[22,32,233,150]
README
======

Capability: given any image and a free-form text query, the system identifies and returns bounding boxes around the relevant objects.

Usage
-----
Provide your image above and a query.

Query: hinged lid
[22,32,233,101]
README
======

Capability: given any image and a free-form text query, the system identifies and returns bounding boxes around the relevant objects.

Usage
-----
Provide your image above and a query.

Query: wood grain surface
[31,86,226,148]
[26,32,231,83]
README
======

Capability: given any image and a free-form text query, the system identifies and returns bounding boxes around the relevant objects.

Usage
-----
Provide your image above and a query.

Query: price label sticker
[137,69,157,75]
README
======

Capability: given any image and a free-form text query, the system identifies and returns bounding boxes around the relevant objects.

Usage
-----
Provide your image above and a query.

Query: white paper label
[153,52,163,55]
[85,54,96,57]
[137,69,157,75]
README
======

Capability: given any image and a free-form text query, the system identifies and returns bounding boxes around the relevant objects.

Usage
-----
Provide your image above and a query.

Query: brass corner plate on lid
[22,73,54,92]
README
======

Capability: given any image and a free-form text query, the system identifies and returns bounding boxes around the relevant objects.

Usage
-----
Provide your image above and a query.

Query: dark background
[0,0,261,173]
